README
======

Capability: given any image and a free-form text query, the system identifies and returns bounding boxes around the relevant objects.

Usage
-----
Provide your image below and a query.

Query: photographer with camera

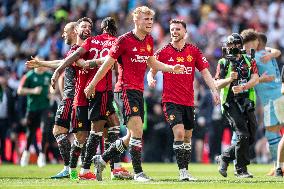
[215,33,259,178]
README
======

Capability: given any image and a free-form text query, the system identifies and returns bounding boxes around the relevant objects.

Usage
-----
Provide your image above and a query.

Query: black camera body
[222,47,255,62]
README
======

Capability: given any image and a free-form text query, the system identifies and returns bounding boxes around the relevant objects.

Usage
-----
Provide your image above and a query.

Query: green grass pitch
[0,163,283,189]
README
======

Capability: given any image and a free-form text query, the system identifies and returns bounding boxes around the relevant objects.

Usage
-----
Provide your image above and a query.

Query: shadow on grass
[0,177,54,180]
[157,178,284,184]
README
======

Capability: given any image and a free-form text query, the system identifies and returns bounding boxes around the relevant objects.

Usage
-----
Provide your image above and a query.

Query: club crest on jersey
[132,106,139,113]
[186,55,193,62]
[106,111,110,116]
[147,44,152,52]
[176,57,184,63]
[78,122,83,128]
[169,114,175,121]
[168,57,174,62]
[133,47,137,51]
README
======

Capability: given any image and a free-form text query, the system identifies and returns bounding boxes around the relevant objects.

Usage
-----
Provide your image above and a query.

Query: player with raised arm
[84,6,185,182]
[147,19,220,181]
[78,17,132,180]
[26,19,93,180]
[49,17,132,180]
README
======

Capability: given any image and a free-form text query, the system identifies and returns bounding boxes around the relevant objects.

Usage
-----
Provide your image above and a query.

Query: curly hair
[101,17,117,36]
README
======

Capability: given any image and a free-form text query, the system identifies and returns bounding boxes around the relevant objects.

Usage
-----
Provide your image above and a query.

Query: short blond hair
[132,6,155,20]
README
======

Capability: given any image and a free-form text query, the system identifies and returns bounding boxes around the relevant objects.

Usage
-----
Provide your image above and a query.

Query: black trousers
[0,119,9,161]
[222,99,257,170]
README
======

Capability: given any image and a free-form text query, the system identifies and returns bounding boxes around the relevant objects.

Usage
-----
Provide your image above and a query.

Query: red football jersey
[81,33,117,92]
[109,31,154,92]
[155,43,209,106]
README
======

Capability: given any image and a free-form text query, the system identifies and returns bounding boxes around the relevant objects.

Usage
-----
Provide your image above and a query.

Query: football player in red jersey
[84,6,185,182]
[28,18,94,181]
[147,19,220,181]
[50,17,133,181]
[78,17,132,181]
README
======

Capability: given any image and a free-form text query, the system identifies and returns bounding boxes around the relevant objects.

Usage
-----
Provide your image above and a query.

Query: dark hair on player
[101,17,117,36]
[76,17,93,27]
[257,32,267,45]
[169,19,187,29]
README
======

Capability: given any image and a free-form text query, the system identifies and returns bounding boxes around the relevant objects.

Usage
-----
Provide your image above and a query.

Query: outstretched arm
[76,57,106,69]
[147,56,184,73]
[261,47,281,63]
[56,47,86,73]
[147,68,158,88]
[26,57,62,69]
[259,71,275,83]
[232,73,259,94]
[200,68,220,105]
[84,55,116,98]
[51,47,86,88]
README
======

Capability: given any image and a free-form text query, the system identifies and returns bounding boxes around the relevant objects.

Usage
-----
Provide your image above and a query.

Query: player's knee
[131,128,143,138]
[173,125,185,141]
[173,129,184,141]
[53,125,68,136]
[74,133,88,144]
[108,113,120,126]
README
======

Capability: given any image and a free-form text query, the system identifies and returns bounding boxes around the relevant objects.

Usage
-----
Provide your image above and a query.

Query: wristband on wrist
[89,60,97,68]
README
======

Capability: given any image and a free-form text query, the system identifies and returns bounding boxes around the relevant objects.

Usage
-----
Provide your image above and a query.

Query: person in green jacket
[17,66,52,167]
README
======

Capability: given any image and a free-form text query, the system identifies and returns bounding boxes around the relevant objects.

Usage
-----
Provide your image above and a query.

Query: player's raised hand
[25,56,40,69]
[260,52,272,63]
[84,84,95,99]
[172,64,185,74]
[51,70,60,89]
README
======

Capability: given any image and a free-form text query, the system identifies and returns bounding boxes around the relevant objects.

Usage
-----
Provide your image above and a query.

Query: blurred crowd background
[0,0,283,165]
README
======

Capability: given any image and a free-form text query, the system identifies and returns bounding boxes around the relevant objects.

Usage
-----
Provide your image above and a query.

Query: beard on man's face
[79,32,89,40]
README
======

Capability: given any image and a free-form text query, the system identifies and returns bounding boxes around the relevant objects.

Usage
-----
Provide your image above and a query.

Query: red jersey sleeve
[195,47,209,71]
[154,50,161,62]
[109,37,125,59]
[250,59,258,74]
[81,37,92,52]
